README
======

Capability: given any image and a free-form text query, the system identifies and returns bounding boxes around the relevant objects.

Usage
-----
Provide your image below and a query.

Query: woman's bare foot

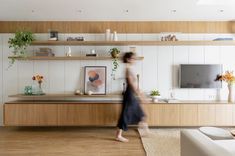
[116,136,129,142]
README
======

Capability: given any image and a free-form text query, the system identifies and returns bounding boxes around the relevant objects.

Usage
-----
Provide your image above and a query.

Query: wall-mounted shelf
[31,40,235,46]
[9,93,121,98]
[8,56,144,61]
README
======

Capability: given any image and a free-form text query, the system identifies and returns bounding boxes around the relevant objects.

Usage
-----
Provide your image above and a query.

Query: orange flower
[32,74,44,84]
[217,71,235,84]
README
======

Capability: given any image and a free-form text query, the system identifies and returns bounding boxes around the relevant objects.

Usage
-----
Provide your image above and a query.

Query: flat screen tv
[180,64,222,88]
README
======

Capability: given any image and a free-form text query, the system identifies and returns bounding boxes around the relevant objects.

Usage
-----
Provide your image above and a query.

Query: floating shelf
[8,56,144,61]
[9,93,121,98]
[31,40,235,46]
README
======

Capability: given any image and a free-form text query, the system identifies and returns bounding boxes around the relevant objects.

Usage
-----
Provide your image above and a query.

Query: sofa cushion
[199,127,234,140]
[215,140,235,154]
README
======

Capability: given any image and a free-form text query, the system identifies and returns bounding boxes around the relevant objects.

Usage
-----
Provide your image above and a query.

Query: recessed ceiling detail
[0,0,235,21]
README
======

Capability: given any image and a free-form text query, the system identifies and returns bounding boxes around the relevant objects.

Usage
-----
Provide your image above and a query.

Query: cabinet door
[198,104,216,126]
[4,104,58,126]
[215,104,233,126]
[158,104,180,126]
[143,104,161,126]
[180,104,198,126]
[58,104,121,126]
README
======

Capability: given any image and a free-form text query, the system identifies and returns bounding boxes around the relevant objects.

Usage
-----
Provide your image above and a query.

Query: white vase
[228,83,234,103]
[105,29,111,41]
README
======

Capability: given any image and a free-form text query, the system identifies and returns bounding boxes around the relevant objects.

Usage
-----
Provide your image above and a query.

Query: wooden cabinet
[180,104,198,126]
[57,104,121,126]
[198,104,216,126]
[4,102,235,126]
[4,104,58,126]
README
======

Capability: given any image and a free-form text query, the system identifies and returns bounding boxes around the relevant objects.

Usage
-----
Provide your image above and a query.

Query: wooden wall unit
[4,102,235,127]
[0,21,234,33]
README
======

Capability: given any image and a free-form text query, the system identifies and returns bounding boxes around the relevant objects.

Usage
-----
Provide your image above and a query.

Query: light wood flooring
[0,127,145,156]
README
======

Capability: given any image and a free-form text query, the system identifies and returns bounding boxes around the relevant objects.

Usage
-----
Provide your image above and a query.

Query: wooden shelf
[9,93,121,98]
[8,56,144,61]
[31,40,235,46]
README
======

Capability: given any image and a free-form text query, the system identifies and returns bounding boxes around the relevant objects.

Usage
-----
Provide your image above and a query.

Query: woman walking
[116,52,149,142]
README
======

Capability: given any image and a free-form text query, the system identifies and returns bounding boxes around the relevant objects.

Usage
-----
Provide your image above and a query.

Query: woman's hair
[123,52,135,63]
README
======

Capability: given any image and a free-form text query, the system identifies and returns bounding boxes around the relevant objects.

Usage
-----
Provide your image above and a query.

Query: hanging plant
[8,30,35,67]
[109,48,120,80]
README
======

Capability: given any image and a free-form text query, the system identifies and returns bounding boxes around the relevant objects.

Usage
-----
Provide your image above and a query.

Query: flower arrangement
[215,71,235,84]
[215,71,235,102]
[32,75,44,84]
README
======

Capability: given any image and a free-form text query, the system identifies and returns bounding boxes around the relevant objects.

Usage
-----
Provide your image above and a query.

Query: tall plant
[8,30,35,66]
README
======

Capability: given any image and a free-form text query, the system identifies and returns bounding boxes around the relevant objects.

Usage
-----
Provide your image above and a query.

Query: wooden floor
[0,127,145,156]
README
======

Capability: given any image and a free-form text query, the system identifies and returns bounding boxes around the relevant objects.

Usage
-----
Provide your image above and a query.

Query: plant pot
[151,96,161,103]
[111,52,119,58]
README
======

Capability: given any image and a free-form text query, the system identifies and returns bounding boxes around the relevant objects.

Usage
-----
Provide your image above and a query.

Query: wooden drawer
[4,104,58,126]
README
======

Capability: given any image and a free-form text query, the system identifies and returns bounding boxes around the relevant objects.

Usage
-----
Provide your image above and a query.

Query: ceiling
[0,0,235,21]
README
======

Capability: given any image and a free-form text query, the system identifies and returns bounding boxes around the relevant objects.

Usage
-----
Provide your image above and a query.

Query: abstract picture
[84,66,107,95]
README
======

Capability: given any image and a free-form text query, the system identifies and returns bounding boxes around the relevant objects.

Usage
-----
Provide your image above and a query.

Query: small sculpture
[161,34,178,41]
[66,47,72,57]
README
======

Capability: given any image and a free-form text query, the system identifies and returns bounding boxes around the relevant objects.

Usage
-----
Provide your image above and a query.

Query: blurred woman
[116,52,149,142]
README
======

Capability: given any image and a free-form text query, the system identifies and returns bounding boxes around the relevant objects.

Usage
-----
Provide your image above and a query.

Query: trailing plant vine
[8,30,35,67]
[109,48,120,80]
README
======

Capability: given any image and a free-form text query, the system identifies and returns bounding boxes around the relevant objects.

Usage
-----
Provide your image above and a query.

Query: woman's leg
[116,128,129,142]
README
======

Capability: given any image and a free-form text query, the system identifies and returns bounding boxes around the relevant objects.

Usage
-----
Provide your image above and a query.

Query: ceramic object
[105,29,111,41]
[88,91,93,95]
[66,46,72,57]
[151,96,161,103]
[228,84,234,103]
[113,31,118,41]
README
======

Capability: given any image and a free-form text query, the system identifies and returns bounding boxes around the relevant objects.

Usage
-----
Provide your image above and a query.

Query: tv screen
[180,64,222,88]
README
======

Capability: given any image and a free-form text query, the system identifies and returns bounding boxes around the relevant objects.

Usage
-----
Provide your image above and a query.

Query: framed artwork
[84,66,107,95]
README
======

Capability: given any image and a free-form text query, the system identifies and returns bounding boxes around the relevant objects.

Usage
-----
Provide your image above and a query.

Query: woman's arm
[126,69,149,104]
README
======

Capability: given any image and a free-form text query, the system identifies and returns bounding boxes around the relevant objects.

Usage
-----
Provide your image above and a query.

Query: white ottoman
[199,127,234,140]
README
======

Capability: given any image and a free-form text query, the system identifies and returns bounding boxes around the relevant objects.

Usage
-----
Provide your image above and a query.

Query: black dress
[117,70,145,131]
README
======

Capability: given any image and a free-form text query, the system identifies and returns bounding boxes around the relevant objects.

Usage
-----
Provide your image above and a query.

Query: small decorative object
[113,31,118,41]
[150,89,161,102]
[161,34,178,41]
[36,48,54,57]
[84,66,107,95]
[8,30,35,67]
[105,29,111,41]
[75,89,83,95]
[86,49,97,57]
[49,30,58,41]
[215,71,235,103]
[24,86,33,95]
[88,91,93,95]
[66,47,72,57]
[109,48,120,80]
[32,74,44,95]
[67,37,85,41]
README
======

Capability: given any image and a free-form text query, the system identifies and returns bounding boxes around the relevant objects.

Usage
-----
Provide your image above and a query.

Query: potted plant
[8,30,35,66]
[109,48,120,79]
[150,89,161,102]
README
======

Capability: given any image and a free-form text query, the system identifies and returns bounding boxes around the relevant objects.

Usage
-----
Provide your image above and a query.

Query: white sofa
[181,130,235,156]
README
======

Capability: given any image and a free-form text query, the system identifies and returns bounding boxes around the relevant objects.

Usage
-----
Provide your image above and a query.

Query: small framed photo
[84,66,107,95]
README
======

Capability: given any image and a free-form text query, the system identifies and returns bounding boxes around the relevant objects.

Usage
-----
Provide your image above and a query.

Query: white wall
[0,33,235,125]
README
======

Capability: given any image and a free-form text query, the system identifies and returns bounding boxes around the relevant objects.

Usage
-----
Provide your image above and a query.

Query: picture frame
[84,66,107,95]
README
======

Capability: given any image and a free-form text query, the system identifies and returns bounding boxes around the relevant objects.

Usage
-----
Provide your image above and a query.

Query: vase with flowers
[32,74,44,95]
[215,71,235,103]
